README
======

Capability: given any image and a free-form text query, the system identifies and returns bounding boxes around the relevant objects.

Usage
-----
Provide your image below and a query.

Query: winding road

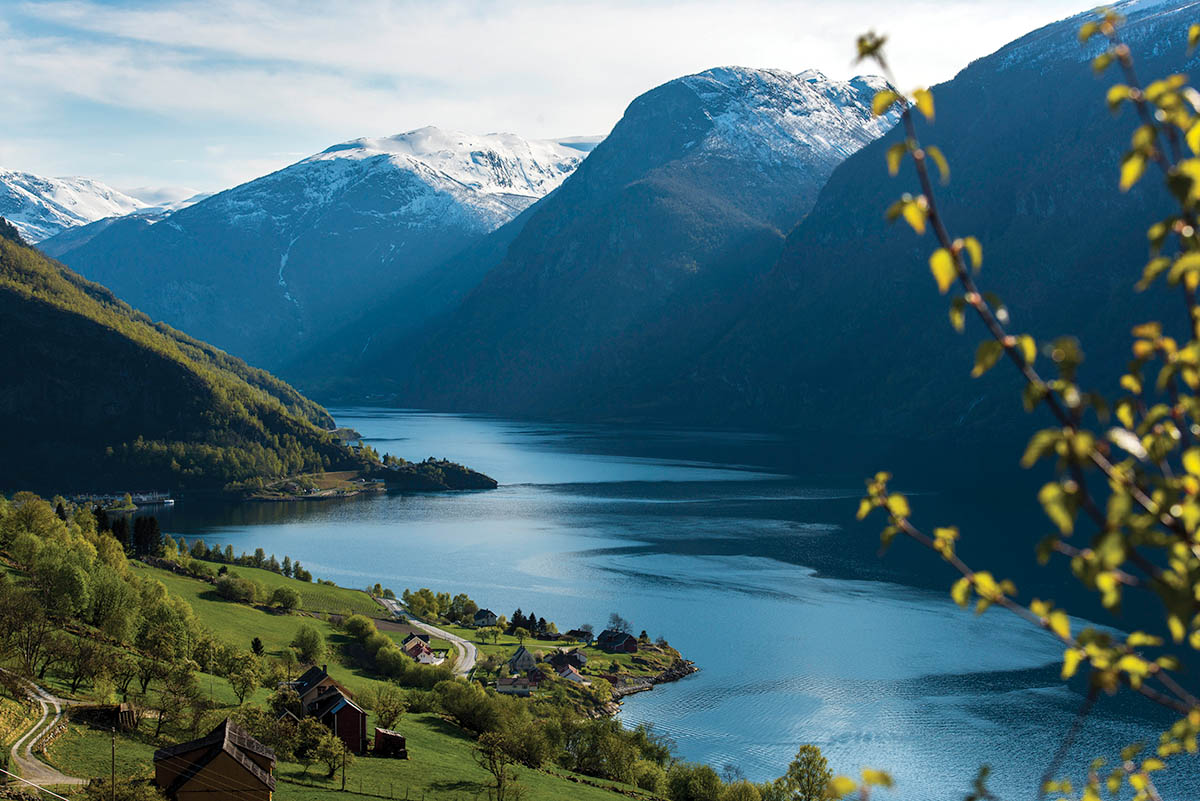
[7,678,82,787]
[377,597,477,677]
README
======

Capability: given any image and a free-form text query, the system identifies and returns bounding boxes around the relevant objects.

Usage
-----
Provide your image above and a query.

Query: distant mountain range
[290,67,898,408]
[0,169,147,242]
[34,0,1200,461]
[45,128,594,368]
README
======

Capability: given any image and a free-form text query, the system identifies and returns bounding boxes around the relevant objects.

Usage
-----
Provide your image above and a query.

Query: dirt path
[8,680,83,786]
[376,597,477,677]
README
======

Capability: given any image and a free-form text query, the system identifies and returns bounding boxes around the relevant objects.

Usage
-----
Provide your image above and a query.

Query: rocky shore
[600,659,699,714]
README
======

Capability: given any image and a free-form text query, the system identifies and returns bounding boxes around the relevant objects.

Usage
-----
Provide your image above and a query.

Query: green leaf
[886,142,907,176]
[1078,21,1100,42]
[913,88,934,121]
[1106,84,1131,111]
[1017,334,1036,365]
[1062,649,1084,679]
[1167,252,1200,285]
[951,577,971,608]
[926,145,950,184]
[1038,482,1074,534]
[872,90,900,117]
[1048,610,1071,639]
[1092,52,1115,74]
[928,249,956,293]
[971,340,1004,378]
[1021,429,1061,468]
[886,493,910,517]
[1137,256,1171,290]
[901,199,926,234]
[1183,447,1200,476]
[1190,23,1200,53]
[1188,122,1200,157]
[861,769,894,788]
[962,236,983,271]
[949,297,966,333]
[1120,152,1147,192]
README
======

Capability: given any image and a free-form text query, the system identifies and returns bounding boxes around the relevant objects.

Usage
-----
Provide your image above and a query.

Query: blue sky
[0,0,1089,199]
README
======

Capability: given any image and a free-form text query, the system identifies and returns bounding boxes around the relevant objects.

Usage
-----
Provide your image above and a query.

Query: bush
[214,574,260,603]
[342,614,376,640]
[290,624,325,664]
[364,631,391,658]
[270,586,300,611]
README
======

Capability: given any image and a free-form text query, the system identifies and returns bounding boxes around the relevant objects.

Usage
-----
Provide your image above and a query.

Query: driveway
[8,678,83,787]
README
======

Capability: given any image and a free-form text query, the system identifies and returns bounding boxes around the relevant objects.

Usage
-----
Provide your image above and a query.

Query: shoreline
[602,659,699,714]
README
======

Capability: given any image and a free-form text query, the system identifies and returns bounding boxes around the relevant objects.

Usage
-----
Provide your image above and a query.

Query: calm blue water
[157,409,1190,799]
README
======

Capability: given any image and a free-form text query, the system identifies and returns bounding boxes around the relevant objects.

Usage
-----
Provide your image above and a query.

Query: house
[401,633,431,647]
[507,645,537,672]
[374,727,408,759]
[564,629,592,642]
[154,718,275,801]
[547,649,588,672]
[596,629,638,653]
[285,665,348,710]
[473,608,499,627]
[279,665,368,753]
[557,665,591,686]
[402,637,446,665]
[496,676,533,696]
[309,690,369,753]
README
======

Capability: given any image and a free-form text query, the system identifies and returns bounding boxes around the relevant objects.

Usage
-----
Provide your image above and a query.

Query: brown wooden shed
[154,718,275,801]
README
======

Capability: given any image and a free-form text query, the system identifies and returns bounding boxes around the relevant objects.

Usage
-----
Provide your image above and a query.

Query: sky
[0,0,1092,200]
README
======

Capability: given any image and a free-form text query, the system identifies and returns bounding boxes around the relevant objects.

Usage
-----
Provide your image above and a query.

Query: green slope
[0,226,363,492]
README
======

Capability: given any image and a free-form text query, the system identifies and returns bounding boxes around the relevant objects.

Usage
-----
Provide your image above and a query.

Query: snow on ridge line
[0,168,147,242]
[306,126,587,200]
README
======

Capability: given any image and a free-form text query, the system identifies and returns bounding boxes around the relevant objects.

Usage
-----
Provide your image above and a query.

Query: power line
[0,767,73,801]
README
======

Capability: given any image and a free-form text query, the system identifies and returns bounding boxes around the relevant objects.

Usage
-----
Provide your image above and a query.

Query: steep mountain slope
[674,0,1200,452]
[0,218,363,492]
[343,67,896,414]
[0,169,146,242]
[51,128,587,368]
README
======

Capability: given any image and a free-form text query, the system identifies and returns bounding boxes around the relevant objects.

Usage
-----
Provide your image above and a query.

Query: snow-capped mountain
[322,66,898,413]
[0,169,147,242]
[678,67,893,168]
[49,127,590,368]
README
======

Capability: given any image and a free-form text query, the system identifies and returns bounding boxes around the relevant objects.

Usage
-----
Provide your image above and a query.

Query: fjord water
[158,409,1182,798]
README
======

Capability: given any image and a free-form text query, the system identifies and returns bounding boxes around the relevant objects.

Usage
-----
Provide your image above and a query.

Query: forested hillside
[0,224,361,491]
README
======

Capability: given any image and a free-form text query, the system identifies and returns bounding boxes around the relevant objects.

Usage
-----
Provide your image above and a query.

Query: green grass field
[190,559,383,617]
[43,566,655,801]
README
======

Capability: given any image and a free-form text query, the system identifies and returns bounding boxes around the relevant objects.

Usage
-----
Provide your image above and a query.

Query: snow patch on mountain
[191,126,588,241]
[678,67,898,167]
[0,169,147,242]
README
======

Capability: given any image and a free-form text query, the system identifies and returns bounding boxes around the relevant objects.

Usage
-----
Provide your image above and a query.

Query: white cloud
[1,0,1092,189]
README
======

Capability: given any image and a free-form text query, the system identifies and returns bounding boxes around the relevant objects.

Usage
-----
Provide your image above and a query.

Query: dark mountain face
[45,129,584,370]
[0,234,358,492]
[342,67,895,415]
[660,1,1200,465]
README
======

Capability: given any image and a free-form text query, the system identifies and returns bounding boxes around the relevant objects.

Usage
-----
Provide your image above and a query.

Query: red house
[283,665,369,753]
[308,690,368,754]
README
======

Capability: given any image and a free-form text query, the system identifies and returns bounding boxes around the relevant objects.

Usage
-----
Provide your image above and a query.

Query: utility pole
[341,741,347,792]
[110,728,116,801]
